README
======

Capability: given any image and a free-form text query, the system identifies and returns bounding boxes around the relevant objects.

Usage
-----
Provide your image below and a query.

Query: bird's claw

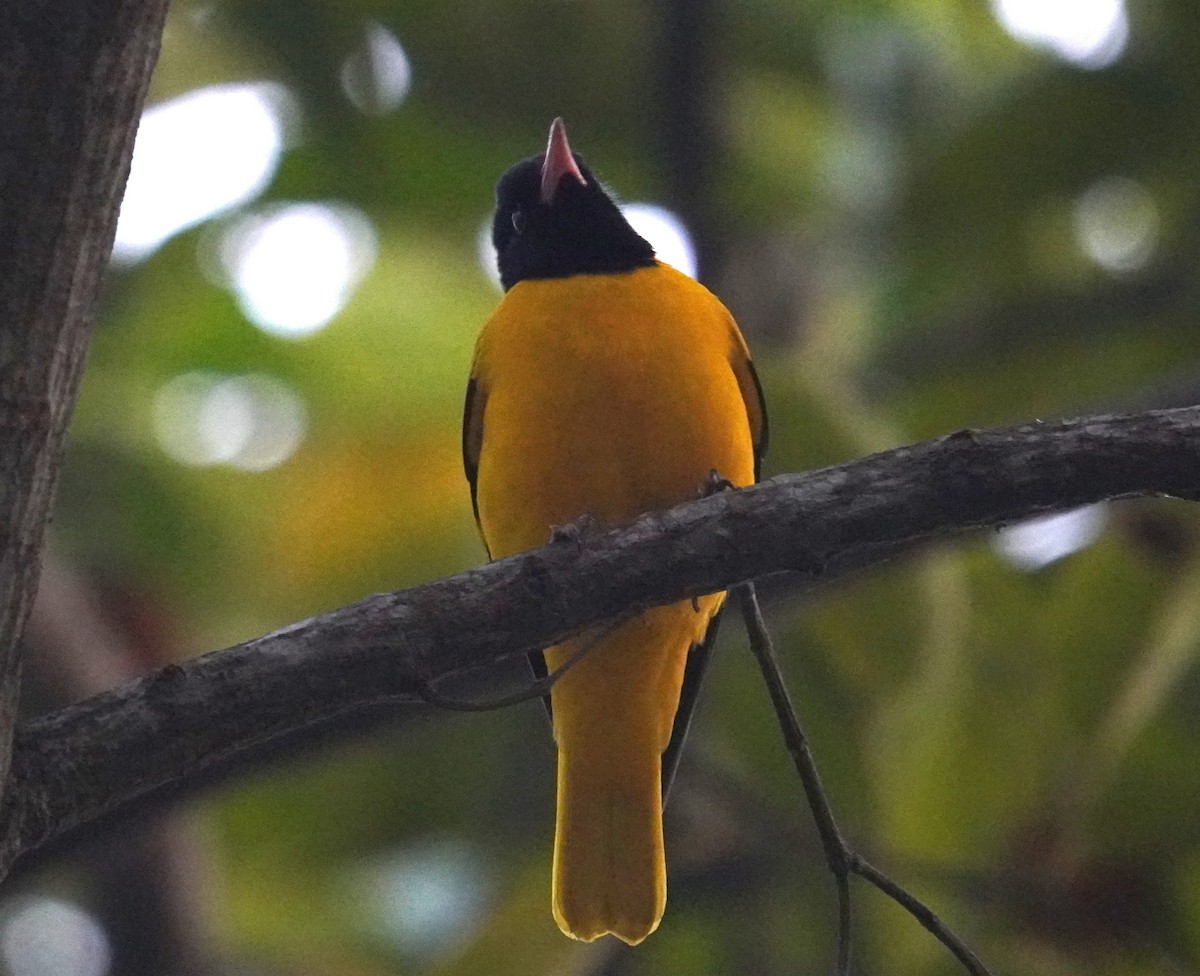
[700,469,735,498]
[550,513,601,545]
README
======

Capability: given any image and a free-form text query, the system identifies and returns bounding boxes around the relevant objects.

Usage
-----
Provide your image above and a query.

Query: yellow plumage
[465,260,762,943]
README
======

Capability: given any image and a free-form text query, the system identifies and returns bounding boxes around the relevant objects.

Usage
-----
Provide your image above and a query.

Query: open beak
[540,117,587,204]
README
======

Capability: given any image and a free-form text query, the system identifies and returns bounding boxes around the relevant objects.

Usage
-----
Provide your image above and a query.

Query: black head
[492,118,656,291]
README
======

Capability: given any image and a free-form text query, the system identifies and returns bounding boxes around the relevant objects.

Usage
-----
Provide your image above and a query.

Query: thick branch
[3,407,1200,875]
[0,0,167,786]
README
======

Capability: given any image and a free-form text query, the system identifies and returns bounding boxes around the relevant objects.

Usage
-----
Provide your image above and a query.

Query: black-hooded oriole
[463,118,767,945]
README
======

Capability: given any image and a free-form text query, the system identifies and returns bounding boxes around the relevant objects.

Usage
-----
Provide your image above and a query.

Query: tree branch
[1,407,1198,878]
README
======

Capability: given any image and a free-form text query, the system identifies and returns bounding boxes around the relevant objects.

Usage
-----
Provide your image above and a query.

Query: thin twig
[836,867,852,976]
[416,614,630,712]
[737,584,853,974]
[849,854,990,976]
[737,582,992,976]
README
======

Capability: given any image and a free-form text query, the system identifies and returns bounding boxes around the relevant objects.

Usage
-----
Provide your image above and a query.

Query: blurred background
[9,0,1200,973]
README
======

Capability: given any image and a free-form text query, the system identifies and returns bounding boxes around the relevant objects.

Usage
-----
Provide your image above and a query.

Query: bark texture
[0,0,168,790]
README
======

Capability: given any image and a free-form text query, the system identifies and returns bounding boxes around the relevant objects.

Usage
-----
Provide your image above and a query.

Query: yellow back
[470,261,758,556]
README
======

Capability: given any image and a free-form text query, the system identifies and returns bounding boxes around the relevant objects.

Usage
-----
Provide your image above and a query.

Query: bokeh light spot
[218,203,378,338]
[476,216,502,290]
[1,897,111,976]
[113,82,295,263]
[991,0,1128,68]
[358,839,490,958]
[340,22,412,114]
[994,505,1106,571]
[622,203,698,279]
[154,372,306,471]
[1073,176,1159,274]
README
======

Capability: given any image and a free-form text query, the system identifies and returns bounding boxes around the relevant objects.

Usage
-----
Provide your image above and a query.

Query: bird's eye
[511,210,526,233]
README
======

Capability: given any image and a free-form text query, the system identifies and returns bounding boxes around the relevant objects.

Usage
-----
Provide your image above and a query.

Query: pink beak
[540,117,587,204]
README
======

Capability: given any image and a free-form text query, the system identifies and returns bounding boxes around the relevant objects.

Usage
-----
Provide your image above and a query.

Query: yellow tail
[552,709,666,944]
[545,598,721,944]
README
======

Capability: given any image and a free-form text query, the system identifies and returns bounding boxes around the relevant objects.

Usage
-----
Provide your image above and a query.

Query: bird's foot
[700,468,735,498]
[550,512,601,545]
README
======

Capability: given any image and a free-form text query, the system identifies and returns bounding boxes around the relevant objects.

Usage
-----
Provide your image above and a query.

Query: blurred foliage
[15,0,1200,973]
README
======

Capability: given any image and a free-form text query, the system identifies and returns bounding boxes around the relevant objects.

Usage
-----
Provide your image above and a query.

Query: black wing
[462,376,488,552]
[464,374,553,722]
[662,609,723,802]
[661,350,768,800]
[744,357,769,481]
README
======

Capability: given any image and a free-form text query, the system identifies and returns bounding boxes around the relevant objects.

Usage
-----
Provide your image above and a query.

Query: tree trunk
[0,1,168,791]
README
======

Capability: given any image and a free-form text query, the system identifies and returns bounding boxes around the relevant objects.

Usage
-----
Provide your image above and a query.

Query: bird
[463,118,767,945]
